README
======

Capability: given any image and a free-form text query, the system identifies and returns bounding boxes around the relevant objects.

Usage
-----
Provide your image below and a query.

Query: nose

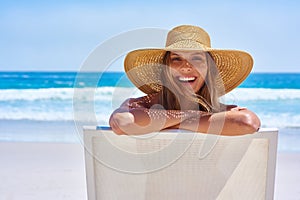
[180,61,192,73]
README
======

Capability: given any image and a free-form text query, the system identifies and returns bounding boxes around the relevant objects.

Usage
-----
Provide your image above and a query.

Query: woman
[109,25,260,135]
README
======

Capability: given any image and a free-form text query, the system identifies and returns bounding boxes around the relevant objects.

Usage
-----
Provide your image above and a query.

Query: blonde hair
[159,51,225,112]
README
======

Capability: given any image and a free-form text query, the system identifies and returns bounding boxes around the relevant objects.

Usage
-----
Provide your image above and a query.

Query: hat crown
[165,25,211,48]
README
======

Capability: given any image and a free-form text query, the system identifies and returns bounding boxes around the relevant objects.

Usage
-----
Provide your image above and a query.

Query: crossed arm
[109,97,261,136]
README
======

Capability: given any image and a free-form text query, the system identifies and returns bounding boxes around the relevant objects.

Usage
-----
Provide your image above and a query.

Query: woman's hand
[215,107,261,135]
[109,112,135,135]
[177,107,261,136]
[113,112,135,126]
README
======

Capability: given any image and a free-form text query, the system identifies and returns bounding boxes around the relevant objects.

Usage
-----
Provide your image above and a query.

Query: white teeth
[178,77,196,82]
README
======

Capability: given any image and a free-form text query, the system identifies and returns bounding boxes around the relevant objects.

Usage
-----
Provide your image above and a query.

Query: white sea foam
[1,87,300,101]
[258,113,300,128]
[2,110,299,128]
[0,88,74,101]
[0,87,143,101]
[0,110,74,121]
[0,87,299,128]
[224,88,300,101]
[0,87,142,122]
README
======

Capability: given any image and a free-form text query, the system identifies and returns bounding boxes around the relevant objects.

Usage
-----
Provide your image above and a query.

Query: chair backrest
[83,127,278,200]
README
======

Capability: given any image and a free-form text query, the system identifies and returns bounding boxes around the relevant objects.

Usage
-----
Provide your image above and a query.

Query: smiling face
[167,51,208,93]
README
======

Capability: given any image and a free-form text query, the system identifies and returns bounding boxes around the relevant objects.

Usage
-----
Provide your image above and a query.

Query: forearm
[110,105,260,136]
[110,108,206,135]
[178,110,261,136]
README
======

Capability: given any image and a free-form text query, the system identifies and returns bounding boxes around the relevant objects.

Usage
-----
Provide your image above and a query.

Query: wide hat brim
[124,41,253,95]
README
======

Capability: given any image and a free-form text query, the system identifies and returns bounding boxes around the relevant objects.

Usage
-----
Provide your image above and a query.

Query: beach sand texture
[0,142,87,200]
[0,142,299,200]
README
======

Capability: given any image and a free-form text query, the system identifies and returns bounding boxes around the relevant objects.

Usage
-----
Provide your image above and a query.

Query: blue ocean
[1,71,300,151]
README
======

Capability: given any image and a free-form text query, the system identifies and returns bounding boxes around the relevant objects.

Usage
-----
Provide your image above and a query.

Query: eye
[192,56,203,61]
[171,57,182,62]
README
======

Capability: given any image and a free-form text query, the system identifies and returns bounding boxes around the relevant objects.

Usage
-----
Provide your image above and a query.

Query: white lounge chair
[83,127,278,200]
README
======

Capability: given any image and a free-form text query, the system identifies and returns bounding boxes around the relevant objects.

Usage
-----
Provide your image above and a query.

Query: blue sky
[0,0,299,72]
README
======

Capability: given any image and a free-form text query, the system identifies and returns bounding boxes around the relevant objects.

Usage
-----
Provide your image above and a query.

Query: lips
[177,76,197,83]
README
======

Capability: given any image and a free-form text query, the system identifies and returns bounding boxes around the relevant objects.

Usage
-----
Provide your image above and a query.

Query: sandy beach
[0,141,299,200]
[0,120,299,199]
[0,142,87,200]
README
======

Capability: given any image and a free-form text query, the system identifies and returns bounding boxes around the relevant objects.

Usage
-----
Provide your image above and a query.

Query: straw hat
[124,25,253,94]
